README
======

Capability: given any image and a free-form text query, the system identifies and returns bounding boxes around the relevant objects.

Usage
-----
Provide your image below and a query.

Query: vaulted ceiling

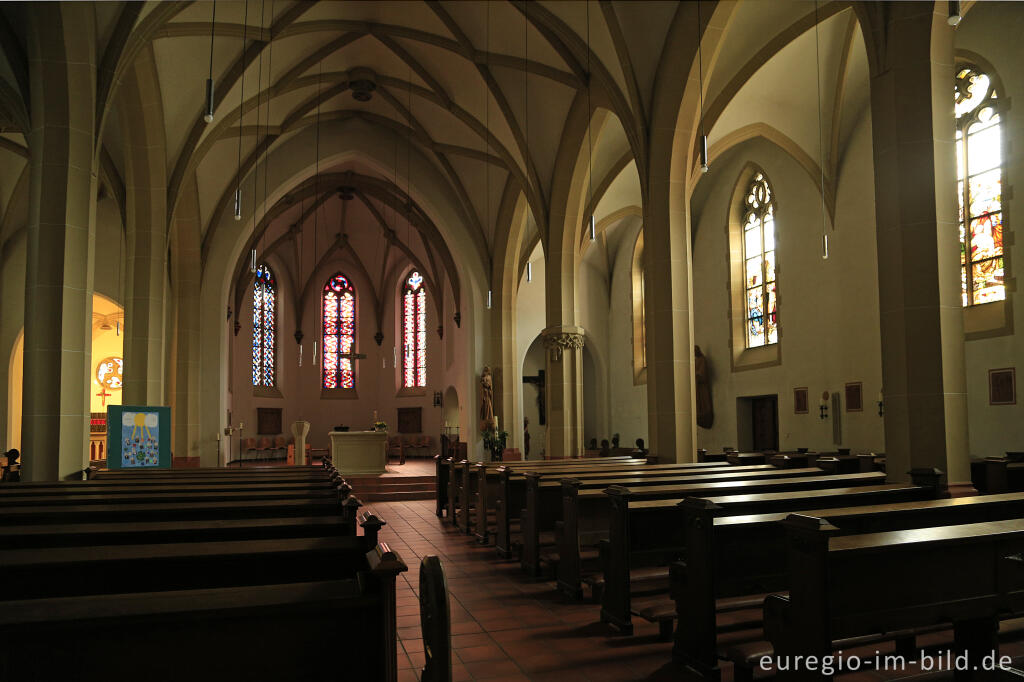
[0,1,934,301]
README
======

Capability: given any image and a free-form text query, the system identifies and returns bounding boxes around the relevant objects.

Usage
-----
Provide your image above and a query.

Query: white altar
[328,430,388,475]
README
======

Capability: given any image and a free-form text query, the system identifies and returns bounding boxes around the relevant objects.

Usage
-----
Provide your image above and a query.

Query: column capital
[541,325,585,361]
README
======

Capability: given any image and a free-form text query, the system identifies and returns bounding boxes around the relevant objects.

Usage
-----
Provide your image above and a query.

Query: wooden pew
[0,543,408,682]
[460,456,661,535]
[0,514,370,549]
[726,452,767,466]
[0,534,384,600]
[974,454,1024,494]
[0,485,347,507]
[599,478,944,636]
[0,495,364,526]
[446,455,642,527]
[678,486,1024,678]
[492,461,766,558]
[543,468,860,580]
[0,481,342,500]
[471,461,768,542]
[763,515,1024,681]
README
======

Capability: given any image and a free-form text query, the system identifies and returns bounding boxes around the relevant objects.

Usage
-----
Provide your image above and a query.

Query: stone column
[121,50,167,406]
[169,177,203,463]
[21,4,97,480]
[542,326,585,459]
[642,174,697,464]
[865,4,969,481]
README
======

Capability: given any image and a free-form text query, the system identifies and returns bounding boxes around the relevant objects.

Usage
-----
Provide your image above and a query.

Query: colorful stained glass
[741,172,778,348]
[968,169,1001,218]
[745,257,762,288]
[956,65,1005,306]
[402,271,427,388]
[251,264,276,387]
[322,274,356,389]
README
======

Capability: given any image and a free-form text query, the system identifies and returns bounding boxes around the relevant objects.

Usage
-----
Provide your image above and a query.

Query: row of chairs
[387,436,434,464]
[241,436,291,461]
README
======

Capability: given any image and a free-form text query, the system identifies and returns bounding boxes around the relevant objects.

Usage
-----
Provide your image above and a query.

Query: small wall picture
[990,368,1016,405]
[257,407,283,435]
[106,405,171,469]
[793,387,808,414]
[845,382,863,412]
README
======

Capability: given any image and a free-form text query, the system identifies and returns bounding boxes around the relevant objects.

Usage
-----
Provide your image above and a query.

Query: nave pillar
[640,192,697,464]
[544,172,586,460]
[169,178,203,463]
[542,325,586,459]
[121,50,167,407]
[21,4,97,480]
[862,3,969,481]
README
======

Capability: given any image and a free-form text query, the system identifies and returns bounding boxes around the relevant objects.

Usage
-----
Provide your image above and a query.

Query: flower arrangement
[373,420,387,432]
[482,426,509,462]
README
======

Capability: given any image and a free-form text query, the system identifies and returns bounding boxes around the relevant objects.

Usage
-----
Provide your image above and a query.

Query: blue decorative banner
[106,405,171,469]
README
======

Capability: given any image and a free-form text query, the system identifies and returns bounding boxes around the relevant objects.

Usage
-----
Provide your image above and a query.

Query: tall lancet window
[402,271,427,388]
[251,264,276,387]
[742,172,778,348]
[956,65,1005,306]
[323,273,356,389]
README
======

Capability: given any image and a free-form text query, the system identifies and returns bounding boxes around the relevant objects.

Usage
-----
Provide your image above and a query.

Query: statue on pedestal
[480,366,494,429]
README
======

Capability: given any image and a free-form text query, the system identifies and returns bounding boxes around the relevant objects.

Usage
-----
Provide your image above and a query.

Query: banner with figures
[106,405,172,469]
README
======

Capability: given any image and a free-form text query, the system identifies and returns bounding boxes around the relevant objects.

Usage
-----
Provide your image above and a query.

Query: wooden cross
[96,387,112,407]
[522,369,545,425]
[338,352,367,361]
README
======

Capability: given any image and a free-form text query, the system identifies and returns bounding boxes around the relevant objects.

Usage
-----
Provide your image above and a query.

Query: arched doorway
[6,294,124,461]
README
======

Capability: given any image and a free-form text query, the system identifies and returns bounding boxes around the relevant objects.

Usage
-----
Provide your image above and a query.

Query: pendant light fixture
[311,53,323,369]
[813,0,829,260]
[234,1,247,220]
[248,0,266,274]
[485,0,493,311]
[696,0,709,173]
[258,0,275,275]
[585,0,597,240]
[204,0,217,123]
[947,0,962,26]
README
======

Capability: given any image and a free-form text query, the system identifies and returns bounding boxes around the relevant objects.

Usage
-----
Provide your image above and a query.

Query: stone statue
[695,345,714,429]
[480,366,494,428]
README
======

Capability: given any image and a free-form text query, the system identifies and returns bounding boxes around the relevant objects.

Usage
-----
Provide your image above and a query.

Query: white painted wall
[956,4,1024,459]
[690,124,885,454]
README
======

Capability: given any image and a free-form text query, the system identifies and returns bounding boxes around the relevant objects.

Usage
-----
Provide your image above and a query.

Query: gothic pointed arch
[322,272,357,392]
[400,270,428,390]
[251,263,277,388]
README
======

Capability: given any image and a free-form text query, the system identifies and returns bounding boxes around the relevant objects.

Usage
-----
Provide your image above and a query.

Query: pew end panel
[419,555,452,682]
[359,510,387,547]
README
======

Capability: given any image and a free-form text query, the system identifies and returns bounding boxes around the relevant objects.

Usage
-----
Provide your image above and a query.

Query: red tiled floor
[370,499,1024,681]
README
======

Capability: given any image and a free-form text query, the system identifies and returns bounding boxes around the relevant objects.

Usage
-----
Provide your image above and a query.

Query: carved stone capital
[542,326,585,361]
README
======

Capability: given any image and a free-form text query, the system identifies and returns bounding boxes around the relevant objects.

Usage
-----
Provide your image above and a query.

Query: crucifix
[522,369,545,425]
[96,387,112,407]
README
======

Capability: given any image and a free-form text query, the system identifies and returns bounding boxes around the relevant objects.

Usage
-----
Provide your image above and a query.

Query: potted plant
[373,420,387,433]
[482,426,509,462]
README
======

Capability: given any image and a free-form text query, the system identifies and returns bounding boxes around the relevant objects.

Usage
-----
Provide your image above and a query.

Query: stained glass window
[956,66,1005,306]
[742,172,778,348]
[402,271,427,388]
[323,273,356,389]
[251,264,276,387]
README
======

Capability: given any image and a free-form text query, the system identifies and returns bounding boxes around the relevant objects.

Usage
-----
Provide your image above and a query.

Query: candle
[494,416,499,431]
[877,390,884,403]
[216,432,221,441]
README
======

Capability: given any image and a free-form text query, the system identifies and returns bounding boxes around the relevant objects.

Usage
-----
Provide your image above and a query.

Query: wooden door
[751,396,778,452]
